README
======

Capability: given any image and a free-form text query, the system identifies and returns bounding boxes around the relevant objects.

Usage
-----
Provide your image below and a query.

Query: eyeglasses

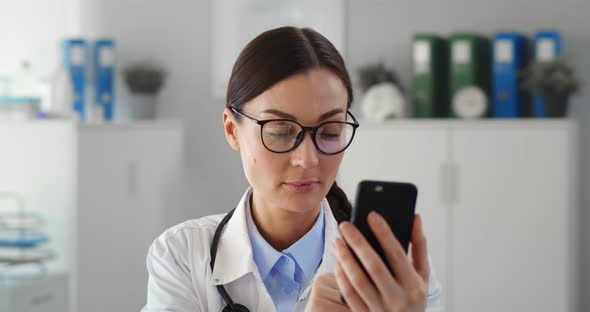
[231,107,359,155]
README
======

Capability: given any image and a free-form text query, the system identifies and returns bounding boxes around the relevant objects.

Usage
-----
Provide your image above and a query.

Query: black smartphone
[349,180,418,274]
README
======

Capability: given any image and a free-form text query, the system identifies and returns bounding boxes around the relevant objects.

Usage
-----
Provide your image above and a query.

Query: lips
[283,179,320,193]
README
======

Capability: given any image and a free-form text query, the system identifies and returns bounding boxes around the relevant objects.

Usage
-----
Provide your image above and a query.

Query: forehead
[246,69,348,121]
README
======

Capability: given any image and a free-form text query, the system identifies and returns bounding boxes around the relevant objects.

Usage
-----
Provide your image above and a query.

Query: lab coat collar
[210,187,258,285]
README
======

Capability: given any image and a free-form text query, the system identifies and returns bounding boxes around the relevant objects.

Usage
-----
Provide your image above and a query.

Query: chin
[280,188,324,213]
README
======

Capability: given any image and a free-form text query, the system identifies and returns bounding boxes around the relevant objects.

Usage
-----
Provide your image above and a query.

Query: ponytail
[326,181,352,223]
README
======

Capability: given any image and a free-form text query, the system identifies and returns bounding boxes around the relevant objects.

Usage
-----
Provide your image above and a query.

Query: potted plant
[123,62,166,119]
[520,56,582,117]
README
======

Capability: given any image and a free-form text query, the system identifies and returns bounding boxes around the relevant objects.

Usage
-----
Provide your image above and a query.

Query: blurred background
[0,0,588,311]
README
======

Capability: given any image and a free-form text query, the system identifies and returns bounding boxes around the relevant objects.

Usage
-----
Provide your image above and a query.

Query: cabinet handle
[440,162,451,205]
[449,163,459,204]
[128,161,137,198]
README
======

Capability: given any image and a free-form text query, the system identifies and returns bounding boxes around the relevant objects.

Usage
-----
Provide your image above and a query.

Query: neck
[250,193,321,251]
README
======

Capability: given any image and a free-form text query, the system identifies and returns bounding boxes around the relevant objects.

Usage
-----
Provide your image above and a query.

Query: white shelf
[356,118,577,130]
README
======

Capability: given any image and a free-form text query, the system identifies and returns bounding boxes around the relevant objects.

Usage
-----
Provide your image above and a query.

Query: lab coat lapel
[209,188,258,285]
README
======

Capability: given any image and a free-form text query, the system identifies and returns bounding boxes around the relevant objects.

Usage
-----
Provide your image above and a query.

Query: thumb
[410,213,430,282]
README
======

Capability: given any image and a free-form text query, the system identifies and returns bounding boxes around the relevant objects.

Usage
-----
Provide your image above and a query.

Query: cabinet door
[337,124,450,307]
[451,124,576,312]
[78,123,184,312]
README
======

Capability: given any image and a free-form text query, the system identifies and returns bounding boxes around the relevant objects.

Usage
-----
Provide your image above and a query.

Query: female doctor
[142,26,443,312]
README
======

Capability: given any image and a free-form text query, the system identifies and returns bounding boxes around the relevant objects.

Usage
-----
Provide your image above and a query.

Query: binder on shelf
[492,32,530,118]
[62,39,87,120]
[411,34,449,118]
[94,39,115,121]
[449,33,492,118]
[532,30,562,117]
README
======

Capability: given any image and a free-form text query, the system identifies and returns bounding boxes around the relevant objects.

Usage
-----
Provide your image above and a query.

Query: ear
[223,108,240,151]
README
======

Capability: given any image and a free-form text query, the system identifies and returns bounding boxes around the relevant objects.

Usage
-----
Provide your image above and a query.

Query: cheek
[241,137,284,185]
[320,154,344,185]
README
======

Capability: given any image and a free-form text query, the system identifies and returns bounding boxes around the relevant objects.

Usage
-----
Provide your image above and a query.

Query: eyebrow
[261,108,345,122]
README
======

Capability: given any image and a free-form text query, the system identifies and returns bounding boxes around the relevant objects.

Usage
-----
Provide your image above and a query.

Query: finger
[367,211,417,285]
[337,223,402,297]
[334,260,368,312]
[333,235,388,312]
[410,214,430,282]
[314,273,344,303]
[311,274,351,312]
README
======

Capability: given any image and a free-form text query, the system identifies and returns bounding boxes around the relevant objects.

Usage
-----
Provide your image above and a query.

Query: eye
[263,121,298,138]
[318,123,344,139]
[320,133,341,138]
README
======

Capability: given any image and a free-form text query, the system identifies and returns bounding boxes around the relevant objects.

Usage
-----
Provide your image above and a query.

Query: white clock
[452,86,488,118]
[361,82,406,122]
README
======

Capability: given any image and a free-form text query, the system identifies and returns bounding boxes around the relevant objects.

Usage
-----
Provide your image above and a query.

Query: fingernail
[369,211,382,223]
[339,222,352,234]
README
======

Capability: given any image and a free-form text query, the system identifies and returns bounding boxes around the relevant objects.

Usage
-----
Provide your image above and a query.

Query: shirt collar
[299,197,341,301]
[283,206,324,282]
[246,192,325,281]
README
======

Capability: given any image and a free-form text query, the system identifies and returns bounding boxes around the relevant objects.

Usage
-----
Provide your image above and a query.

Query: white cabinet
[76,122,185,312]
[0,272,69,312]
[337,120,579,312]
[0,120,185,312]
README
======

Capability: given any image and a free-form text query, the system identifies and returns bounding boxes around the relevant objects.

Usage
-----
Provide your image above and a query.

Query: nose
[290,131,319,169]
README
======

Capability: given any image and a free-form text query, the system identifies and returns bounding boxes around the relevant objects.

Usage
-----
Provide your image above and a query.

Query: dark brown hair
[226,26,352,223]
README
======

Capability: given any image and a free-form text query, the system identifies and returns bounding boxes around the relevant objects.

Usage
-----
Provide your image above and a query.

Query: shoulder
[147,213,226,261]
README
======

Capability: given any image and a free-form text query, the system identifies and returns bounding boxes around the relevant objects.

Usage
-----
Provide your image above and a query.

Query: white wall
[0,0,81,83]
[80,0,248,221]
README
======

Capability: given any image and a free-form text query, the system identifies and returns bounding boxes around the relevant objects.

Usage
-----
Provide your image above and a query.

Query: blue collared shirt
[245,196,325,312]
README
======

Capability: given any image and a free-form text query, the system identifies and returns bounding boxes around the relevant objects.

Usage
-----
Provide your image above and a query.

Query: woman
[142,26,442,312]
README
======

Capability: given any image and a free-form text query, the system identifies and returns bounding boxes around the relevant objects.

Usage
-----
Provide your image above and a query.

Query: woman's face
[223,68,349,214]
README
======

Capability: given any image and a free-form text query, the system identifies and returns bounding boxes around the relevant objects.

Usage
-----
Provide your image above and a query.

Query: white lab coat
[142,188,444,311]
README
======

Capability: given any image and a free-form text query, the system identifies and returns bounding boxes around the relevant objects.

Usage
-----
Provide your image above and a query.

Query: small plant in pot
[123,62,166,119]
[520,56,582,117]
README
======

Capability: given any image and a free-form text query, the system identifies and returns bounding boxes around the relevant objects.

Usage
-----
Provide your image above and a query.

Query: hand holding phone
[331,180,430,310]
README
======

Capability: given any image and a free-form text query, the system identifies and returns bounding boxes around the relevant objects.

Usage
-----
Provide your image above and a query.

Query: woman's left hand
[333,212,430,312]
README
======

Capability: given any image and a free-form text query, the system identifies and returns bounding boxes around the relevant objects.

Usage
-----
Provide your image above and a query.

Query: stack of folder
[492,32,530,118]
[532,31,562,117]
[411,30,564,119]
[411,34,449,118]
[449,33,492,118]
[62,38,116,122]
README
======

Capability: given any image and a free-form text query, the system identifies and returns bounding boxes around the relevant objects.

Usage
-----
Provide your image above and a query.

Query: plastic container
[0,97,41,120]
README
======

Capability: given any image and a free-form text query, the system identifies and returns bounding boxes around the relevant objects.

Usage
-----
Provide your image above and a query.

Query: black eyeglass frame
[230,107,360,155]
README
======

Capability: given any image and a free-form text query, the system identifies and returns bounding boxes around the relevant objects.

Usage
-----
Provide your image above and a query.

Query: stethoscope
[209,208,251,312]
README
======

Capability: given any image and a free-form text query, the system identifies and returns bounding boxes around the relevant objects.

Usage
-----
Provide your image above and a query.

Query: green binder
[411,34,449,118]
[449,33,492,118]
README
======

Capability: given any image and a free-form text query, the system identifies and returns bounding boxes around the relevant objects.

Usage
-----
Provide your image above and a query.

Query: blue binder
[492,32,529,118]
[533,31,562,117]
[63,39,87,119]
[94,39,115,121]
